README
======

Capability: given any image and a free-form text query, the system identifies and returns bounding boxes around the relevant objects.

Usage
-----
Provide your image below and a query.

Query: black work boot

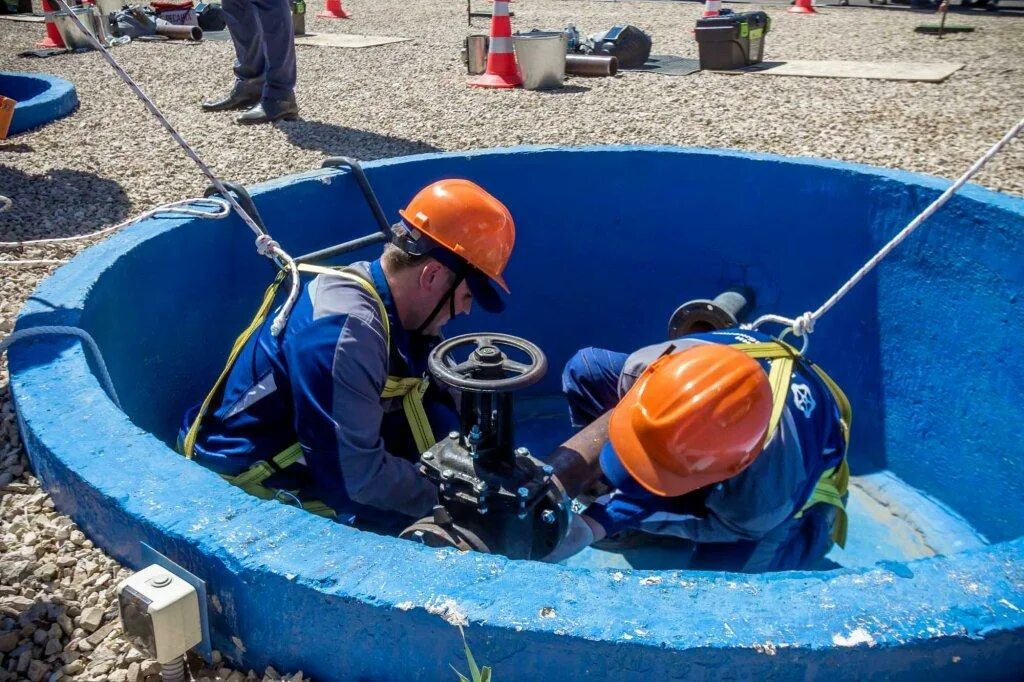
[235,94,299,125]
[201,79,263,112]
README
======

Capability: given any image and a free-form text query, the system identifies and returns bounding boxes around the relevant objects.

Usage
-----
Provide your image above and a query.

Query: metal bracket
[203,181,267,232]
[140,543,213,662]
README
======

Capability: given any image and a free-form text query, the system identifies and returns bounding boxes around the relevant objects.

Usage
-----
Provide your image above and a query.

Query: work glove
[542,514,604,563]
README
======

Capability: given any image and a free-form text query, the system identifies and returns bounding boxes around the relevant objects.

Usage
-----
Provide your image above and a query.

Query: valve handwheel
[428,333,547,392]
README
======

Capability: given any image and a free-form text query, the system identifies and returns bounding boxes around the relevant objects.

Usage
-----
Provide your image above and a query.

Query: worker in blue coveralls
[179,179,516,533]
[201,0,299,124]
[548,328,852,572]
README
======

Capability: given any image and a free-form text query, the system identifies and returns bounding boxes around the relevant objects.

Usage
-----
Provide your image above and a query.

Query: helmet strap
[413,269,466,336]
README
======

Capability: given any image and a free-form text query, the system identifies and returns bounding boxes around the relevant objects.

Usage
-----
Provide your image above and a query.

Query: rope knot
[792,313,816,337]
[255,234,279,257]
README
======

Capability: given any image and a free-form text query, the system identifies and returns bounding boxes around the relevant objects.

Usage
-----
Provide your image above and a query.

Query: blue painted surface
[9,146,1024,679]
[0,72,78,136]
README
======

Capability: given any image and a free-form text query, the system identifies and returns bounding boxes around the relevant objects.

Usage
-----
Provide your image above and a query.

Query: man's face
[418,263,473,336]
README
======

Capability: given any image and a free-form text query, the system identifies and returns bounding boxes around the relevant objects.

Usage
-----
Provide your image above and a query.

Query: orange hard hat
[398,179,515,294]
[608,344,774,497]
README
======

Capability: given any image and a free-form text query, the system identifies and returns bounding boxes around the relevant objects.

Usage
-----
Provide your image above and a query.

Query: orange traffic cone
[38,0,66,49]
[789,0,817,14]
[317,0,350,19]
[702,0,722,17]
[470,0,520,88]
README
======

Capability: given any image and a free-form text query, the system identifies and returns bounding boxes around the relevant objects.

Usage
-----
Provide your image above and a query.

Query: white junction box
[117,564,202,664]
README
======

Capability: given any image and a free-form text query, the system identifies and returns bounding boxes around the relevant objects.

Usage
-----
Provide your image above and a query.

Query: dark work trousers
[221,0,297,101]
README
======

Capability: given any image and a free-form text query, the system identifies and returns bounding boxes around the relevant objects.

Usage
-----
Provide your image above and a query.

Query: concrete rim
[9,146,1024,679]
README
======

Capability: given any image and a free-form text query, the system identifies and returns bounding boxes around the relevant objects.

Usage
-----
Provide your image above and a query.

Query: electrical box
[117,564,202,664]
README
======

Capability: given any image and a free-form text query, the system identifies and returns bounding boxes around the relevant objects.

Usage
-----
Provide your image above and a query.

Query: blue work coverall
[561,328,847,572]
[179,260,457,532]
[222,0,297,101]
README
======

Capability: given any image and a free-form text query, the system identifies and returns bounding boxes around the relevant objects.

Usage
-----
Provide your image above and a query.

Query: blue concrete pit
[9,146,1024,679]
[0,72,78,136]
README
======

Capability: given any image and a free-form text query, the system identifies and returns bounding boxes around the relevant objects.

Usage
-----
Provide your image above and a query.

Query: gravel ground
[1,0,1022,679]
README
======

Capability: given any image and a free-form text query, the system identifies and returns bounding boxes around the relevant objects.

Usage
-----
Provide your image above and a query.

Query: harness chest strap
[731,340,852,548]
[183,264,436,515]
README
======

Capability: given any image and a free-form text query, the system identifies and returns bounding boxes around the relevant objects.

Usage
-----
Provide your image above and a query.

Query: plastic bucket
[512,31,567,90]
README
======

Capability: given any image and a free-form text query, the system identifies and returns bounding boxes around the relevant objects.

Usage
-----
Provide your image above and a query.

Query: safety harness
[732,339,852,548]
[180,264,437,517]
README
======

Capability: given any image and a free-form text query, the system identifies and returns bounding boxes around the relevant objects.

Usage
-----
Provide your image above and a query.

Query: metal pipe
[155,19,202,41]
[544,411,610,500]
[712,288,753,322]
[294,232,387,264]
[667,286,755,339]
[566,54,618,77]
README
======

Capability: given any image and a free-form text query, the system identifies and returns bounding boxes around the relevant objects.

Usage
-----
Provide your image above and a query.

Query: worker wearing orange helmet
[550,328,851,571]
[179,179,515,530]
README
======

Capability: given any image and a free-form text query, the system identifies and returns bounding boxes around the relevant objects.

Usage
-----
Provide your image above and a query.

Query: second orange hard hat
[608,344,774,498]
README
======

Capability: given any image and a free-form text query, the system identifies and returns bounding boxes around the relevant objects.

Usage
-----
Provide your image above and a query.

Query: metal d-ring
[777,328,810,356]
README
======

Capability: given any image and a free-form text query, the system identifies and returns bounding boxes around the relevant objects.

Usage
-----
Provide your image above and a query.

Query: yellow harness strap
[182,264,436,515]
[731,340,852,548]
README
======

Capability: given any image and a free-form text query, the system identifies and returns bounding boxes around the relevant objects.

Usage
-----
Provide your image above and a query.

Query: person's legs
[203,0,265,110]
[221,0,266,86]
[249,0,296,100]
[561,347,629,428]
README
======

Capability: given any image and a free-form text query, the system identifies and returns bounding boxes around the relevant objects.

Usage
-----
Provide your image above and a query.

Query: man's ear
[419,258,446,292]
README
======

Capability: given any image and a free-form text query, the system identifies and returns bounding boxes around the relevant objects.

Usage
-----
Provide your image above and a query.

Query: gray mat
[295,33,409,48]
[203,30,408,49]
[623,54,701,76]
[716,59,964,83]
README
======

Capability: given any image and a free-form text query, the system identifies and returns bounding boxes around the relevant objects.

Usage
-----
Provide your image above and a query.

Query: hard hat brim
[608,387,701,498]
[465,269,506,313]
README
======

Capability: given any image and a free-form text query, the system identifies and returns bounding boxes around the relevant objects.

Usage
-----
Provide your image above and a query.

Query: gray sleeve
[328,316,439,518]
[618,339,707,396]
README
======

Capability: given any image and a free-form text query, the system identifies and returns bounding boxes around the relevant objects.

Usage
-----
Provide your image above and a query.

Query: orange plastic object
[789,0,817,14]
[0,97,16,140]
[609,344,773,497]
[38,0,66,48]
[399,179,515,292]
[317,0,350,19]
[469,0,522,88]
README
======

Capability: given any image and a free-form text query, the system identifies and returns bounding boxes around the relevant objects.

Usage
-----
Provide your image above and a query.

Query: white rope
[0,327,121,409]
[52,0,301,337]
[0,197,230,249]
[749,115,1024,343]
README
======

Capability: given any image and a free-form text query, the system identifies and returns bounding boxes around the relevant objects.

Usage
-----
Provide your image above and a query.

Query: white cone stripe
[492,1,509,16]
[705,0,721,8]
[490,37,513,52]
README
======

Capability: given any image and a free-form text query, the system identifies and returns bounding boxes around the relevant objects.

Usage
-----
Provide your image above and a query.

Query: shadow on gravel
[0,167,131,242]
[278,120,440,160]
[0,143,34,154]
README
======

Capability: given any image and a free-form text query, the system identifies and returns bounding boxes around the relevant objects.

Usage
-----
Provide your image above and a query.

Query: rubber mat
[622,54,701,76]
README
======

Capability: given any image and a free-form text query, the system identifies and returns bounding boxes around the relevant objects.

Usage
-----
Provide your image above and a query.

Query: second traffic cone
[470,0,520,88]
[702,0,722,17]
[37,0,66,49]
[789,0,817,14]
[317,0,350,19]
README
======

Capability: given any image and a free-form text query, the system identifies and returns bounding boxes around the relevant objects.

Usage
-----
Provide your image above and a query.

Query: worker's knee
[561,347,628,427]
